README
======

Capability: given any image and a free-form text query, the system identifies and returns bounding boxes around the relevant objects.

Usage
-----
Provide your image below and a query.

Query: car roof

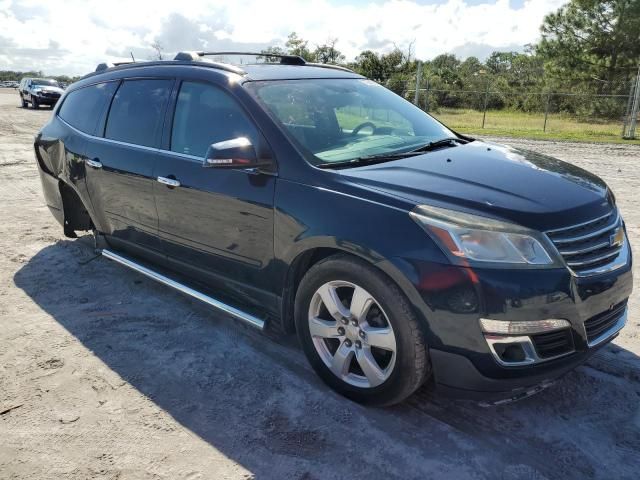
[80,59,363,84]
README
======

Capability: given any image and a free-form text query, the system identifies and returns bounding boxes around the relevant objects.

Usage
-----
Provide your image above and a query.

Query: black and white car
[19,78,64,109]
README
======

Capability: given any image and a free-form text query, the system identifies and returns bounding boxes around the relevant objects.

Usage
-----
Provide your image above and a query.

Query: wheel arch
[58,179,94,237]
[278,240,430,336]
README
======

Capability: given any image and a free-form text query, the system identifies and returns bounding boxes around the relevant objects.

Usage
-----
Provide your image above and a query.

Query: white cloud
[0,0,566,76]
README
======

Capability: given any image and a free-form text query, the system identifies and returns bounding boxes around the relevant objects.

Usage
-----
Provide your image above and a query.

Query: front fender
[274,178,452,338]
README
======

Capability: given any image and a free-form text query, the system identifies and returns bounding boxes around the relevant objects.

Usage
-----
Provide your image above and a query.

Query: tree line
[264,0,640,119]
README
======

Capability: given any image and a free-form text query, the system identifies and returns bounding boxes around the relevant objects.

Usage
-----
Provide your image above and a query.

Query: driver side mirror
[203,137,271,170]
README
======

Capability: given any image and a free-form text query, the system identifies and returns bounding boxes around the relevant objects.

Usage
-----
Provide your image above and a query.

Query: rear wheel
[295,254,430,406]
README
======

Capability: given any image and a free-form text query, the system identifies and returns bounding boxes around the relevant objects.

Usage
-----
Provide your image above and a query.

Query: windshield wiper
[317,152,423,169]
[317,137,470,169]
[409,137,468,153]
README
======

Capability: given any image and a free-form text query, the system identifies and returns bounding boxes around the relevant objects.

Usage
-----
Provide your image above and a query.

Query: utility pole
[626,63,640,139]
[414,61,422,106]
[543,93,551,132]
[424,76,430,112]
[481,77,490,128]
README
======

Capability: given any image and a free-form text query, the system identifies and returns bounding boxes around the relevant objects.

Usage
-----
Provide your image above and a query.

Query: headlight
[410,205,561,267]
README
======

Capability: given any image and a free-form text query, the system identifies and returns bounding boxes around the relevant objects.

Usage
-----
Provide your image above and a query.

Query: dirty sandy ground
[0,88,639,480]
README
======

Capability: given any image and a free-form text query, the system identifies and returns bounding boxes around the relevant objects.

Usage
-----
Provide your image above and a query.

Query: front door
[152,81,277,310]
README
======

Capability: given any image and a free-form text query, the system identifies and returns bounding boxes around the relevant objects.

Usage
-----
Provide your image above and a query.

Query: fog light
[493,343,527,363]
[480,318,570,335]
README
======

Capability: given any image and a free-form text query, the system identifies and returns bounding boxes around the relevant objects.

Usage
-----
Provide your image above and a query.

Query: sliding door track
[101,249,265,330]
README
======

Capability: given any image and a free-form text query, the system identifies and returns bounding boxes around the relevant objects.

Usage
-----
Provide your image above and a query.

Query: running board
[101,249,265,330]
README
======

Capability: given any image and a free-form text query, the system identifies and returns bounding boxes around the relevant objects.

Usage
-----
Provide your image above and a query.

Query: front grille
[531,329,574,359]
[584,301,627,344]
[546,209,623,275]
[41,92,60,98]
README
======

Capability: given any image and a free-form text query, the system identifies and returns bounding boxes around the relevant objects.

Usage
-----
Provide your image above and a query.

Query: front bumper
[401,243,633,401]
[33,93,60,105]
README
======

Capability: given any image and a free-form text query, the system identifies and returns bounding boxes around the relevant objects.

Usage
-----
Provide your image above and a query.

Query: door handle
[157,176,181,188]
[86,158,102,169]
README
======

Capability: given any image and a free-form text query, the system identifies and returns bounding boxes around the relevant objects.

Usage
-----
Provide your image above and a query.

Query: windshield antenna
[130,52,136,62]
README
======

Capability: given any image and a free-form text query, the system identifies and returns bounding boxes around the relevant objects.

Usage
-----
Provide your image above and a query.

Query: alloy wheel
[308,280,397,388]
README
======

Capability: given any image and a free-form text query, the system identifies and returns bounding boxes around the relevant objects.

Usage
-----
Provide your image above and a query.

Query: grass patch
[430,108,640,144]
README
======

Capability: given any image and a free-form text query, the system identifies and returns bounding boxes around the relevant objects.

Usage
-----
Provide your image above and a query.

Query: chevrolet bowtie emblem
[609,227,624,248]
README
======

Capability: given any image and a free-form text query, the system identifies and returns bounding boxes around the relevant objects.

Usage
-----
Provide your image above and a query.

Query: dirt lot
[0,88,639,480]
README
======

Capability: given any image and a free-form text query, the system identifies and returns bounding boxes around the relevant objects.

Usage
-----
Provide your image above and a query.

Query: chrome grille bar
[565,248,622,268]
[558,240,610,256]
[548,212,620,244]
[545,211,613,235]
[546,208,625,276]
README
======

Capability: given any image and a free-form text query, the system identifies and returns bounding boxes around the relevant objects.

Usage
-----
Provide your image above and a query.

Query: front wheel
[32,98,39,109]
[295,254,430,406]
[21,97,28,108]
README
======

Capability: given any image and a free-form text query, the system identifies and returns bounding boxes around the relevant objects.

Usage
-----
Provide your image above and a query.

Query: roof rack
[95,61,134,72]
[306,62,355,73]
[173,51,354,72]
[180,51,307,66]
[89,50,355,79]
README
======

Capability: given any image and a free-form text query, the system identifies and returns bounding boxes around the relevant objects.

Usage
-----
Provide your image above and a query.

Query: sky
[0,0,567,76]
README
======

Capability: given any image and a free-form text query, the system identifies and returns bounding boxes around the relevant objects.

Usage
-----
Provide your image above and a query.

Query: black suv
[34,52,633,406]
[19,77,63,109]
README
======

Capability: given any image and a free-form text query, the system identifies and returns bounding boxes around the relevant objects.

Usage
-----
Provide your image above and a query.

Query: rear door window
[170,81,259,158]
[58,82,118,134]
[105,79,172,148]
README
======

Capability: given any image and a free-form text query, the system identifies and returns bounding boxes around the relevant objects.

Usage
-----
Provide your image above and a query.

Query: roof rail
[95,60,134,72]
[187,51,307,66]
[174,51,201,61]
[95,62,113,72]
[306,62,355,73]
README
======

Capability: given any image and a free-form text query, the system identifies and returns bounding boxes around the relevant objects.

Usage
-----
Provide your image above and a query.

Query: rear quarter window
[58,82,118,135]
[105,79,172,148]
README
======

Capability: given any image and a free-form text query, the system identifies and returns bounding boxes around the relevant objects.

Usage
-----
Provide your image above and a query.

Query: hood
[337,140,612,232]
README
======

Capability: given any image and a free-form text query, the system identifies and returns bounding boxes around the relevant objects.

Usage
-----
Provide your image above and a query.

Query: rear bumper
[37,168,64,226]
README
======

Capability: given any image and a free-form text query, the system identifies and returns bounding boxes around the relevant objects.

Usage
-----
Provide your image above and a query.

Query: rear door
[152,80,277,310]
[84,78,173,254]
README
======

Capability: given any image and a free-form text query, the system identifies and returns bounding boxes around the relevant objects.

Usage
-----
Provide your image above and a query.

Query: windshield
[245,78,455,165]
[32,79,59,87]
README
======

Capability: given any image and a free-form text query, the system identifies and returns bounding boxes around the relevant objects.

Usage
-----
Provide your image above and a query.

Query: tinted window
[171,82,258,157]
[58,82,118,134]
[105,79,172,148]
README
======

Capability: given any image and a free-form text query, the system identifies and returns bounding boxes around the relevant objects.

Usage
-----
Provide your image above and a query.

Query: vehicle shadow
[13,238,640,479]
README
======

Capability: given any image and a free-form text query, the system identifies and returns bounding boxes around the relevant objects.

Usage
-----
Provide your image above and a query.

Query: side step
[101,249,265,330]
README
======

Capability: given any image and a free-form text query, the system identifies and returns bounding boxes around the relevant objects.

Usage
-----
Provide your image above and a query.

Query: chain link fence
[395,74,640,141]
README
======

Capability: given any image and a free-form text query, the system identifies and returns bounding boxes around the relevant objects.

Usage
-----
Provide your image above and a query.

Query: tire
[21,97,28,108]
[32,98,39,109]
[295,254,430,406]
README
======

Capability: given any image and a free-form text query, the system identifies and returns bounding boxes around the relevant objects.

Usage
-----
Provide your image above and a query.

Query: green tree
[285,32,314,61]
[537,0,640,85]
[313,38,345,64]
